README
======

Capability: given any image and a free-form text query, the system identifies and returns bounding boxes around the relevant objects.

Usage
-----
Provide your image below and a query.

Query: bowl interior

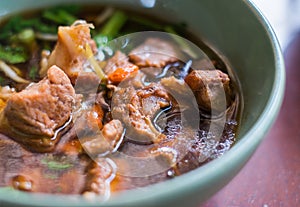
[0,0,285,206]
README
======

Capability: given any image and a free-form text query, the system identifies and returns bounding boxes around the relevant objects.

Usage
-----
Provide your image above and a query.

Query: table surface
[201,30,300,207]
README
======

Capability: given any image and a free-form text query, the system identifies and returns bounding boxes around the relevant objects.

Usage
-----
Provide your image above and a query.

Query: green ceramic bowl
[0,0,285,206]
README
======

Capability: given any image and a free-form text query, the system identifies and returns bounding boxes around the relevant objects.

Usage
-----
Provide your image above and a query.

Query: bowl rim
[0,0,285,206]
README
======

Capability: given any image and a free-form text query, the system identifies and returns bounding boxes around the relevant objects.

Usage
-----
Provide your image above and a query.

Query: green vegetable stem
[94,10,128,46]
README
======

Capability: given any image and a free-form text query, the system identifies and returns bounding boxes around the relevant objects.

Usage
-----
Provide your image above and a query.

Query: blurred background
[252,0,300,49]
[203,1,300,206]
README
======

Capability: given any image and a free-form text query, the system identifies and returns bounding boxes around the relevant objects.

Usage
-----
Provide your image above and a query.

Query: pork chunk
[1,65,75,152]
[129,38,178,68]
[184,69,232,113]
[111,83,170,143]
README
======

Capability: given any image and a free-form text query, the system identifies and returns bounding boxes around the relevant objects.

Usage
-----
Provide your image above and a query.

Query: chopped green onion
[0,16,57,41]
[41,156,74,170]
[36,24,57,34]
[0,45,28,64]
[16,29,35,46]
[100,10,128,38]
[42,160,73,170]
[93,34,110,47]
[93,10,128,47]
[43,9,77,25]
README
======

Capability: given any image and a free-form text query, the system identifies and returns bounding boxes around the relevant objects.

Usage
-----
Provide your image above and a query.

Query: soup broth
[0,5,241,198]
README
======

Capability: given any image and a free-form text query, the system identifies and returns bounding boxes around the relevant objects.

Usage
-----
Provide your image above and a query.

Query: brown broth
[0,4,242,196]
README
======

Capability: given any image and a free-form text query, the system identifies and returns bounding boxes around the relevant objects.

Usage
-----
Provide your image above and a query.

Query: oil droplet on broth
[12,175,33,192]
[167,169,176,178]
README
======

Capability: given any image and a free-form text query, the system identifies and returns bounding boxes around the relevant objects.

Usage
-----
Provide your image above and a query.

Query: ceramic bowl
[0,0,285,206]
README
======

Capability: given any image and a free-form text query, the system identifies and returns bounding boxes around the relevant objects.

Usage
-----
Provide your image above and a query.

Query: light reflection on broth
[0,5,241,199]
